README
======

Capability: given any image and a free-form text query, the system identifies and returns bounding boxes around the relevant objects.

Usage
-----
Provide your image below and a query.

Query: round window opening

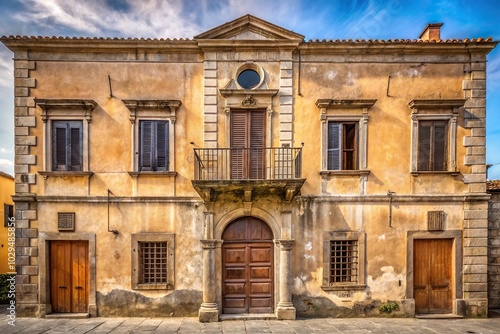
[237,69,261,89]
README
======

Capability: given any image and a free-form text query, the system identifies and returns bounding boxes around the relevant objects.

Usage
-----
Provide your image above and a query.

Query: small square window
[322,231,366,292]
[132,233,174,290]
[330,240,358,283]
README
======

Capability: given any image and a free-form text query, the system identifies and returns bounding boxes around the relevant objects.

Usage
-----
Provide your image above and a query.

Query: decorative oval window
[235,62,264,90]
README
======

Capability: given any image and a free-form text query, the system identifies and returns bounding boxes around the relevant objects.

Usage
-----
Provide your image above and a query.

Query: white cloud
[0,47,13,88]
[0,158,13,168]
[15,0,202,38]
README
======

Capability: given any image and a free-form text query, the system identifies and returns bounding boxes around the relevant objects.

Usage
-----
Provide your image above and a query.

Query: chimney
[419,23,443,41]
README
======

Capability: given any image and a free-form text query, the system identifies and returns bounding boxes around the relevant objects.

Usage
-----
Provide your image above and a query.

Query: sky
[0,0,499,179]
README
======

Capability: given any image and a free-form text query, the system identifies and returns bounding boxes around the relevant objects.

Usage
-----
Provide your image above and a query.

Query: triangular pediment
[194,14,304,41]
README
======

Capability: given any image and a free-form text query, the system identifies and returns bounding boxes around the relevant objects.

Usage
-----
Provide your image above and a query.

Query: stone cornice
[299,41,498,55]
[316,99,377,109]
[35,196,201,203]
[297,194,490,203]
[35,99,98,123]
[408,99,467,109]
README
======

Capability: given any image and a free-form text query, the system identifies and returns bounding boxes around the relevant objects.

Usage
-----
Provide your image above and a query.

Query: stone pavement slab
[2,305,500,334]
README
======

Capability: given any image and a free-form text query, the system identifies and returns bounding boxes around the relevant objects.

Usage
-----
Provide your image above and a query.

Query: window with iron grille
[132,233,174,290]
[330,240,358,283]
[322,231,366,292]
[138,242,167,284]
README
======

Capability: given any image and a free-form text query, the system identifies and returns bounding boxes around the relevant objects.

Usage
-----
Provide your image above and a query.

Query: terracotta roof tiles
[487,180,500,192]
[0,171,14,179]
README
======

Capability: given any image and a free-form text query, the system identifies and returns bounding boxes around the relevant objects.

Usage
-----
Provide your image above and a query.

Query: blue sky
[0,0,499,178]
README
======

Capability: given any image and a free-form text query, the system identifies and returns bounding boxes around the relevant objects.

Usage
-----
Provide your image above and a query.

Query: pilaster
[203,54,218,149]
[13,53,39,317]
[198,239,219,322]
[279,53,293,146]
[462,51,489,316]
[275,239,296,320]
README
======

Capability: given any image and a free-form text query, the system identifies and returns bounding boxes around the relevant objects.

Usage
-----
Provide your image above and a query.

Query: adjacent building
[0,171,14,274]
[1,15,497,320]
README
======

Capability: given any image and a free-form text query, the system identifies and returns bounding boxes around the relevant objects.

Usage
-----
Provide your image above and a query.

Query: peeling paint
[378,234,385,241]
[367,266,405,301]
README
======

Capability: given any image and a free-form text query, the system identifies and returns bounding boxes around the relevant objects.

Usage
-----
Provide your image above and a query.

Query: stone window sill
[132,283,173,290]
[38,171,93,180]
[320,170,370,177]
[128,171,177,177]
[321,284,366,292]
[410,171,459,176]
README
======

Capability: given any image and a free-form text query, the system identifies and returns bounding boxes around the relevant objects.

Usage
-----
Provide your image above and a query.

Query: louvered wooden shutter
[327,123,342,170]
[418,122,432,171]
[140,121,153,171]
[156,121,169,171]
[69,123,82,171]
[249,111,265,179]
[231,112,248,179]
[53,125,68,171]
[433,122,447,171]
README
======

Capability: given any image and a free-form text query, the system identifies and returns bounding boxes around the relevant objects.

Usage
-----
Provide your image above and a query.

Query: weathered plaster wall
[489,192,500,308]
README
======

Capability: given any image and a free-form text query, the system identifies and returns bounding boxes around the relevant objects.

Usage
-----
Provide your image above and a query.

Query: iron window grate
[138,242,167,284]
[330,240,358,283]
[57,212,75,231]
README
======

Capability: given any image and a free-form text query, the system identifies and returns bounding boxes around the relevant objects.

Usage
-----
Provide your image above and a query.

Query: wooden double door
[414,239,453,314]
[222,217,274,314]
[50,241,89,313]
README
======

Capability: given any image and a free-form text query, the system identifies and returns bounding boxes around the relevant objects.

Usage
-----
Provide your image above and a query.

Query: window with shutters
[408,99,463,175]
[230,110,265,179]
[131,233,175,290]
[322,231,366,292]
[327,122,358,170]
[36,99,97,175]
[124,100,181,175]
[417,120,448,171]
[317,99,376,176]
[139,120,169,171]
[52,121,83,171]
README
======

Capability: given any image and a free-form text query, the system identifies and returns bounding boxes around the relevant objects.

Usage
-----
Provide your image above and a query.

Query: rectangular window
[138,242,167,284]
[327,122,357,170]
[3,204,13,227]
[139,120,169,171]
[417,120,447,171]
[52,121,83,171]
[330,240,358,283]
[131,233,174,290]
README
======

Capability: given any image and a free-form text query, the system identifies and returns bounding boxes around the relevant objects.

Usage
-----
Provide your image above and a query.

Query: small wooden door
[50,241,89,313]
[222,217,273,314]
[414,239,453,314]
[230,110,265,179]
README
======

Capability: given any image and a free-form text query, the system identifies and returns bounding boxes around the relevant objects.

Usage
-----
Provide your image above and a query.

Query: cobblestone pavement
[2,309,500,334]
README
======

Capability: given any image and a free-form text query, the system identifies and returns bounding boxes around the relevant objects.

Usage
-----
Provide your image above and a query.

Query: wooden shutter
[69,123,82,171]
[249,111,265,179]
[418,122,432,171]
[231,112,248,179]
[156,121,169,171]
[327,122,342,170]
[433,122,447,171]
[52,121,82,171]
[140,121,153,171]
[53,124,68,171]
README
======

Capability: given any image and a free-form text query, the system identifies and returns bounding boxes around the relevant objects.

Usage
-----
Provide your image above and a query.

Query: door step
[221,313,276,321]
[46,313,89,319]
[416,314,463,319]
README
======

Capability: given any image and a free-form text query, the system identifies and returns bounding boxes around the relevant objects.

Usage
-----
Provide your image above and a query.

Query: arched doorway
[222,216,274,314]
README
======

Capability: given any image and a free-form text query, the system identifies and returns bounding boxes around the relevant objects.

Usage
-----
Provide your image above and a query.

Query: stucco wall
[489,192,500,308]
[0,174,14,273]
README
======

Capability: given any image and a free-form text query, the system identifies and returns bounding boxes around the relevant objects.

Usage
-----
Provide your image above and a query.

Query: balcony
[192,147,305,202]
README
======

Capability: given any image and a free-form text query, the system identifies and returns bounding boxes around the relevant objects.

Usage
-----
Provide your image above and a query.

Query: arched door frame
[214,208,281,315]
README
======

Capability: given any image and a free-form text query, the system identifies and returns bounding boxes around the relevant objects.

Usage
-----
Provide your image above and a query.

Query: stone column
[276,239,295,320]
[198,239,219,322]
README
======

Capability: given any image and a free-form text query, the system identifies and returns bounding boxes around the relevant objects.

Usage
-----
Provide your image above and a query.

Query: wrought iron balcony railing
[194,147,302,181]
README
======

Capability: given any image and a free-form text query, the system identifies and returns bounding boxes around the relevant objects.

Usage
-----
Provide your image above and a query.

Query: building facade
[0,171,15,274]
[488,180,500,311]
[1,15,497,320]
